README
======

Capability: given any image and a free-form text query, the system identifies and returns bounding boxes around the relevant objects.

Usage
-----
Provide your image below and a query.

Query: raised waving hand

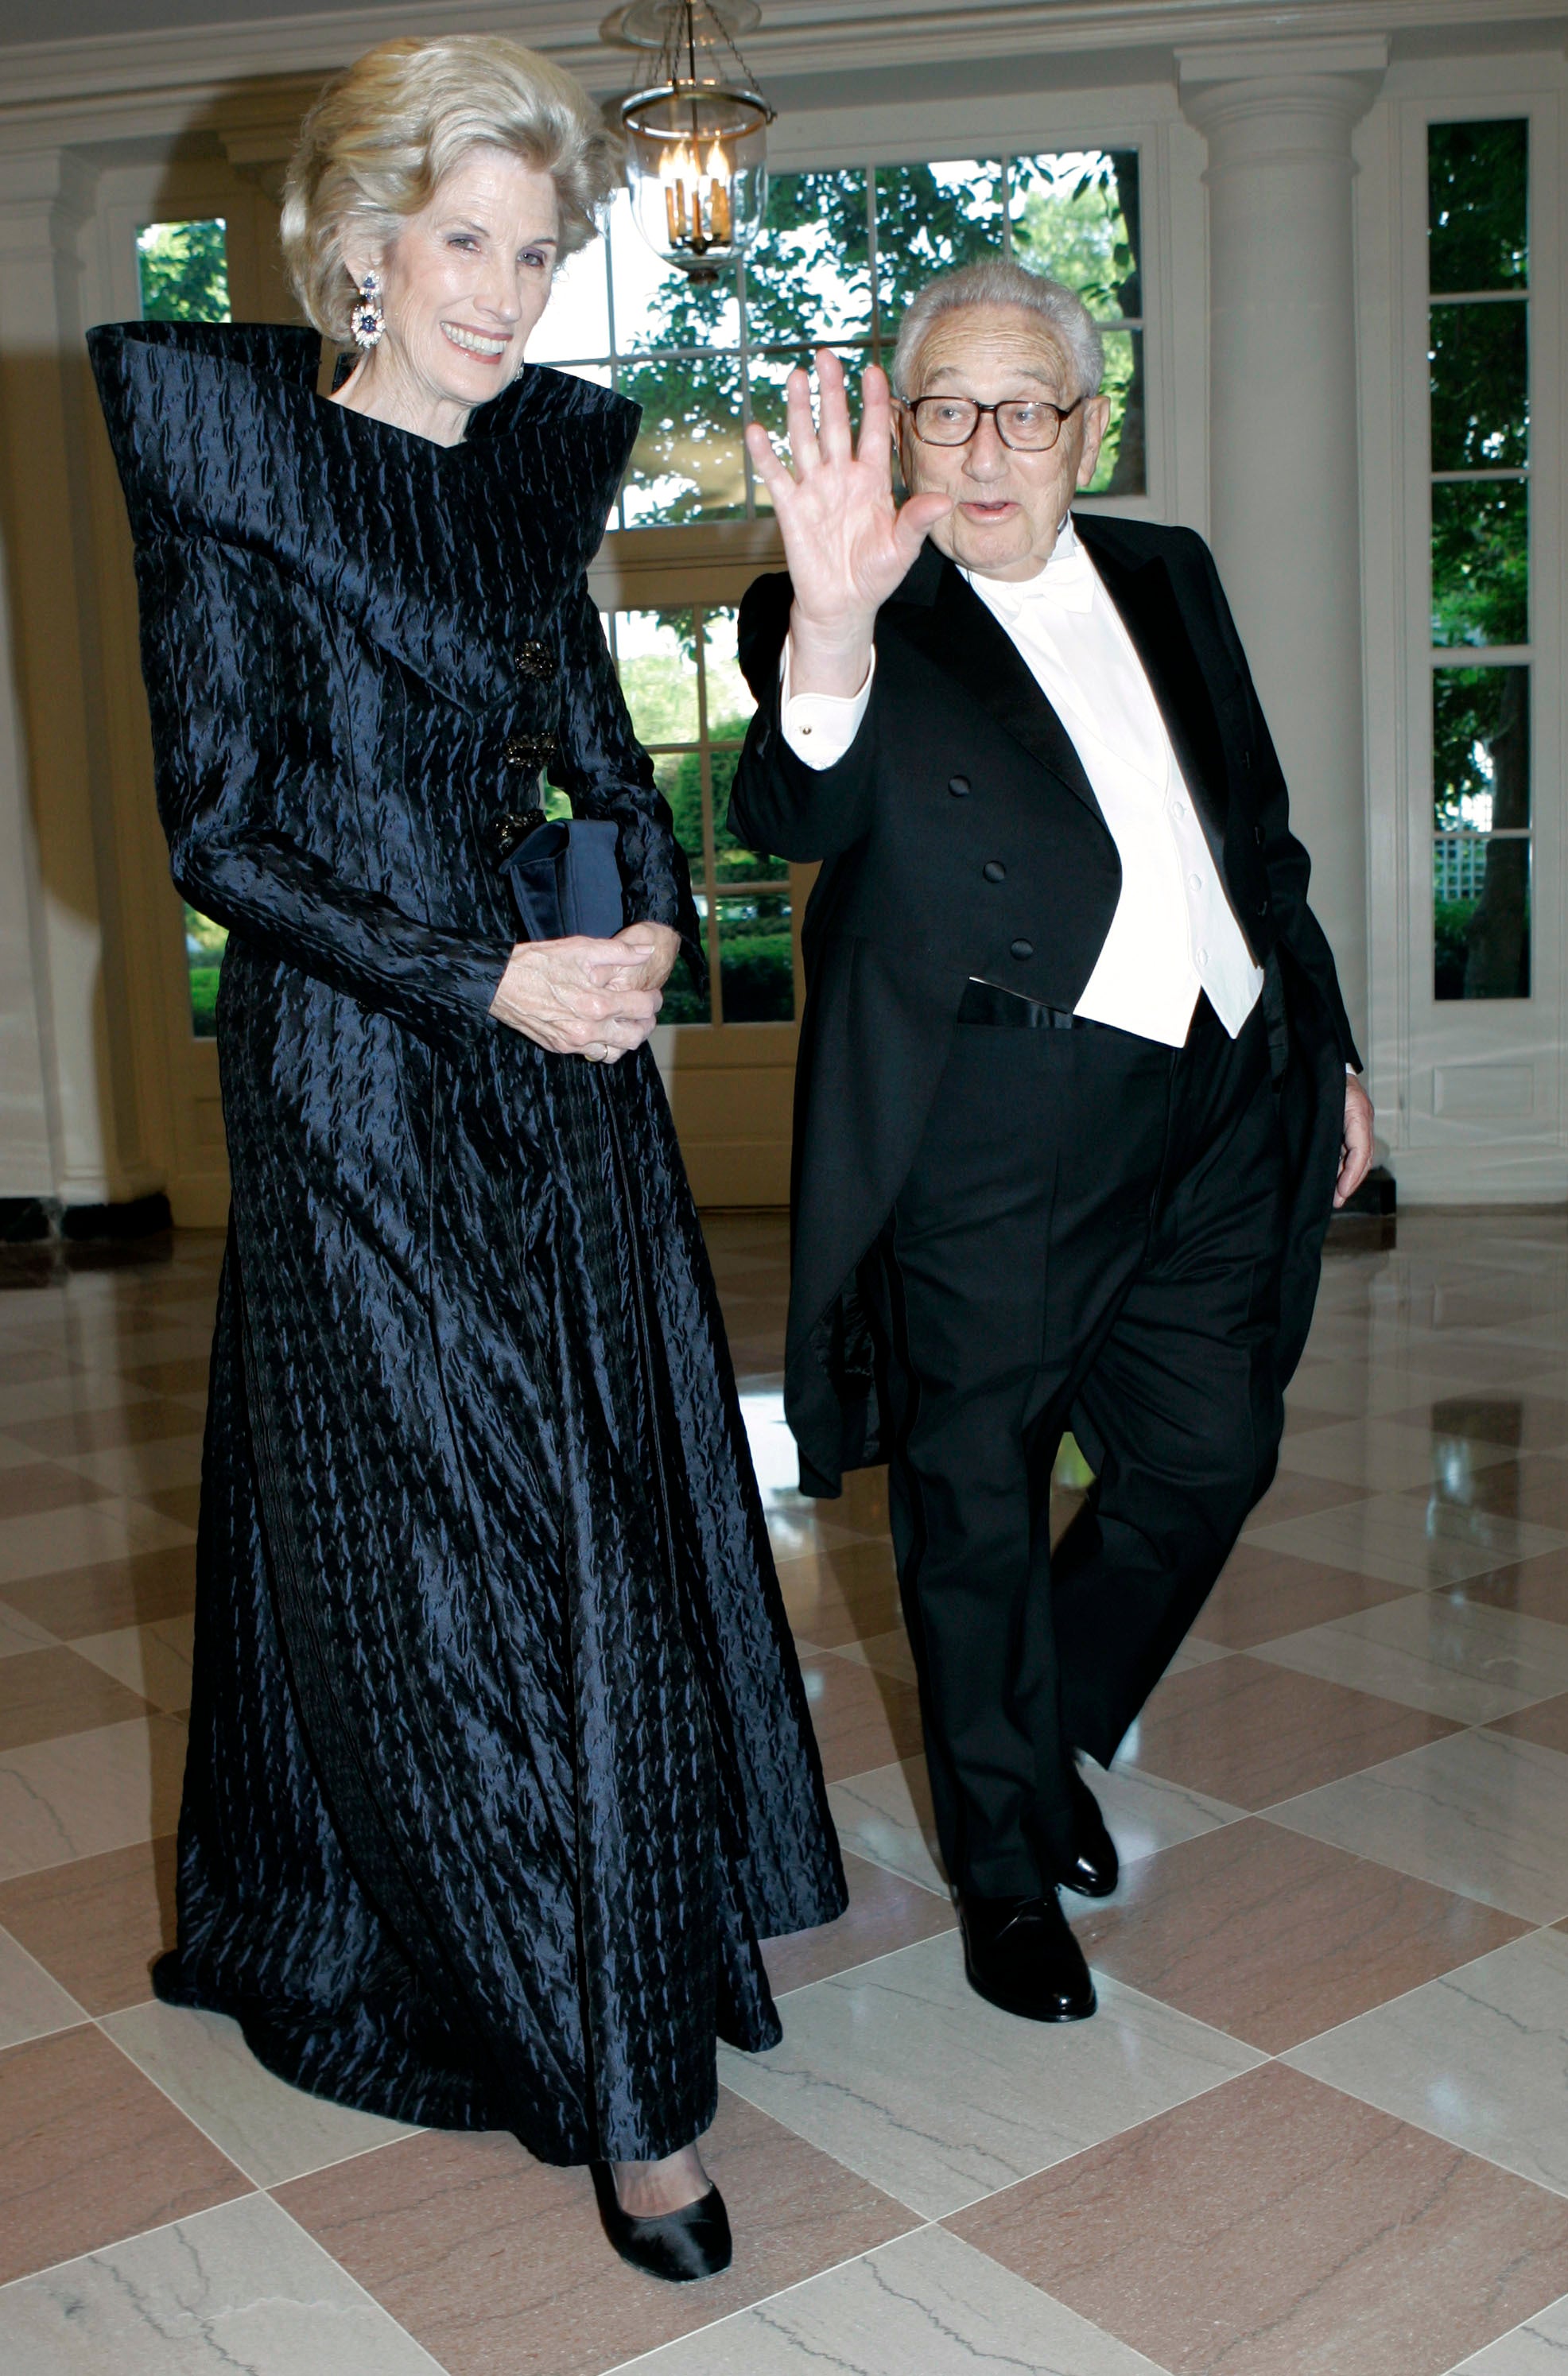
[744,348,952,697]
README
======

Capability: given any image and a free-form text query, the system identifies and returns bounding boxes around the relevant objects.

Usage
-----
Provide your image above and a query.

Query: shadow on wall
[0,71,324,1228]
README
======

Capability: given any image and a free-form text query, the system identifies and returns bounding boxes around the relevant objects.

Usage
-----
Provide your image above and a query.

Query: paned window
[137,217,231,1038]
[532,151,1144,526]
[1427,122,1531,1000]
[587,608,783,1023]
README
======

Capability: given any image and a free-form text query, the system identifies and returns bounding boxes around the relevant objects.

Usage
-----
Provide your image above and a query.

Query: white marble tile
[767,1512,875,1561]
[72,1614,196,1711]
[0,1921,84,2048]
[716,1930,1263,2219]
[1163,1635,1233,1676]
[0,1497,194,1589]
[616,2224,1172,2374]
[1275,1418,1516,1495]
[1270,1727,1568,1923]
[0,2191,445,2375]
[0,1601,56,1658]
[0,1435,59,1473]
[832,1629,918,1687]
[1244,1491,1568,1590]
[1281,1363,1507,1421]
[1287,1928,1568,2196]
[827,1758,948,1895]
[0,1372,153,1428]
[102,2000,415,2187]
[1450,2293,1568,2372]
[52,1322,215,1369]
[1089,1760,1242,1869]
[56,1433,205,1497]
[0,1713,188,1880]
[1252,1592,1568,1725]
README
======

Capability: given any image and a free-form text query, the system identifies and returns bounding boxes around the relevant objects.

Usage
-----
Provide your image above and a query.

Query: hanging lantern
[615,1,775,281]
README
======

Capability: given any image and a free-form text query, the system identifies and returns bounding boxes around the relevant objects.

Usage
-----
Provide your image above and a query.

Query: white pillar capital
[1179,40,1386,173]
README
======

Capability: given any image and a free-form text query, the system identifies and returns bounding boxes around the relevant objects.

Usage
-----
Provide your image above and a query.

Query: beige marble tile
[950,2059,1568,2376]
[826,1753,1240,1910]
[1270,1728,1568,1923]
[72,1614,196,1711]
[623,2223,1174,2374]
[102,2001,415,2188]
[1277,1418,1518,1495]
[0,2191,444,2374]
[832,1629,918,1687]
[0,1922,83,2048]
[0,1436,56,1473]
[1283,1362,1516,1421]
[1451,2293,1568,2372]
[0,1714,188,1881]
[1287,1927,1568,2196]
[0,1373,153,1430]
[1164,1634,1233,1675]
[1254,1593,1568,1726]
[716,1930,1263,2219]
[56,1432,206,1497]
[1244,1492,1568,1591]
[0,1601,56,1659]
[0,1497,195,1590]
[281,2091,911,2376]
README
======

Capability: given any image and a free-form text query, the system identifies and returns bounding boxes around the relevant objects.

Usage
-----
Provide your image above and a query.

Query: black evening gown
[89,320,844,2166]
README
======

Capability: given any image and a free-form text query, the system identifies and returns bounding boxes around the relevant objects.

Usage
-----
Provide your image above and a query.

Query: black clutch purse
[493,807,625,942]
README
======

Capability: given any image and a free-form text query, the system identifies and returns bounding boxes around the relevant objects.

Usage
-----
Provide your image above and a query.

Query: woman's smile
[441,321,510,361]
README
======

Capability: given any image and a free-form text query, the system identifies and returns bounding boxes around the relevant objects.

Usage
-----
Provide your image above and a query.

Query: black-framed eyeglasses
[899,394,1085,452]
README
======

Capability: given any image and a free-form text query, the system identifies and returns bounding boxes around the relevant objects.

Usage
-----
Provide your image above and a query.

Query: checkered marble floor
[6,1215,1568,2371]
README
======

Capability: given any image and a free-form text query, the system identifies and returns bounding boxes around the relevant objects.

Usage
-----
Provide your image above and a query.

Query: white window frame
[1360,66,1566,1200]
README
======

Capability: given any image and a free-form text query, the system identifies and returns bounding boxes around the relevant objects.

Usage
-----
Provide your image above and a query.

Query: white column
[1181,39,1386,1056]
[0,148,157,1207]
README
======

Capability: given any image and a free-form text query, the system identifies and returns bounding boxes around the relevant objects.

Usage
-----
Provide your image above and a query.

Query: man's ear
[1075,394,1114,489]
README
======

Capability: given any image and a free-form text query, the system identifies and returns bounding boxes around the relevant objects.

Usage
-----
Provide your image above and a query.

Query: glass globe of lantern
[622,84,771,279]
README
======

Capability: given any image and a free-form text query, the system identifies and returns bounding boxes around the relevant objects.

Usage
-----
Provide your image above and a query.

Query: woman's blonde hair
[281,35,620,343]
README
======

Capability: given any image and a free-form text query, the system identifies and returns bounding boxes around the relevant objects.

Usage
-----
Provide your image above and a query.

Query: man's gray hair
[891,258,1104,402]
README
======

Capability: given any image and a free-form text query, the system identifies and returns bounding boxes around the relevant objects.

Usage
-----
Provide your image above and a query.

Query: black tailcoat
[90,320,844,2167]
[730,515,1359,1497]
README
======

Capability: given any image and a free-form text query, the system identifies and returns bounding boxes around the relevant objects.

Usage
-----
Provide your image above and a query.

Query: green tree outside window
[1426,123,1531,1003]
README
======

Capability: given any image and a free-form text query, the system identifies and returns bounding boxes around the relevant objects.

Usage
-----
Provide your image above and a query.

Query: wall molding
[0,0,1564,141]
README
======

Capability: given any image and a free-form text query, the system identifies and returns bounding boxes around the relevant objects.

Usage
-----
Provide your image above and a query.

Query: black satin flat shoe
[1058,1768,1120,1900]
[958,1889,1096,2022]
[590,2163,733,2283]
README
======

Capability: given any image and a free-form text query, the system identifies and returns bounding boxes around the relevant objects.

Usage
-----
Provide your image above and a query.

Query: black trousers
[865,993,1287,1899]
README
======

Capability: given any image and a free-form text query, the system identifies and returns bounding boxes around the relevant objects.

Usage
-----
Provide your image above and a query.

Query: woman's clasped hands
[490,923,680,1063]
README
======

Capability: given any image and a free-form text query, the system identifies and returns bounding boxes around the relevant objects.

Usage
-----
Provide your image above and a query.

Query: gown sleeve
[139,531,514,1054]
[549,581,702,953]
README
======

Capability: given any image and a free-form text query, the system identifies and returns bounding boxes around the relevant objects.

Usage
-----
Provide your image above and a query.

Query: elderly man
[731,258,1373,2025]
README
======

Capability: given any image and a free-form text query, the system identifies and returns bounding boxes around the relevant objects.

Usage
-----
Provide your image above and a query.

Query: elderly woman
[90,33,843,2282]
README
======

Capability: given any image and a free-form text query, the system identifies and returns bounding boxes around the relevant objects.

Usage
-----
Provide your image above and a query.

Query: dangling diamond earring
[350,270,384,350]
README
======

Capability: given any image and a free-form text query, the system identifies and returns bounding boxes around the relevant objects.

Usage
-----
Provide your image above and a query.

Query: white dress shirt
[780,515,1265,1048]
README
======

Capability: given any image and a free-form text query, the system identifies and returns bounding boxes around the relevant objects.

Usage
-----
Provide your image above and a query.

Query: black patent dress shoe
[957,1889,1096,2022]
[590,2163,733,2282]
[1058,1768,1119,1900]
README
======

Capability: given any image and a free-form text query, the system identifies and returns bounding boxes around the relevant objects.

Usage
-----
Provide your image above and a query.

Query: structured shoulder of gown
[87,319,638,709]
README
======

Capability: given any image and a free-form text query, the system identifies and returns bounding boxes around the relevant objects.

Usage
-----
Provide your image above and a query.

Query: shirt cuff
[779,638,875,771]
